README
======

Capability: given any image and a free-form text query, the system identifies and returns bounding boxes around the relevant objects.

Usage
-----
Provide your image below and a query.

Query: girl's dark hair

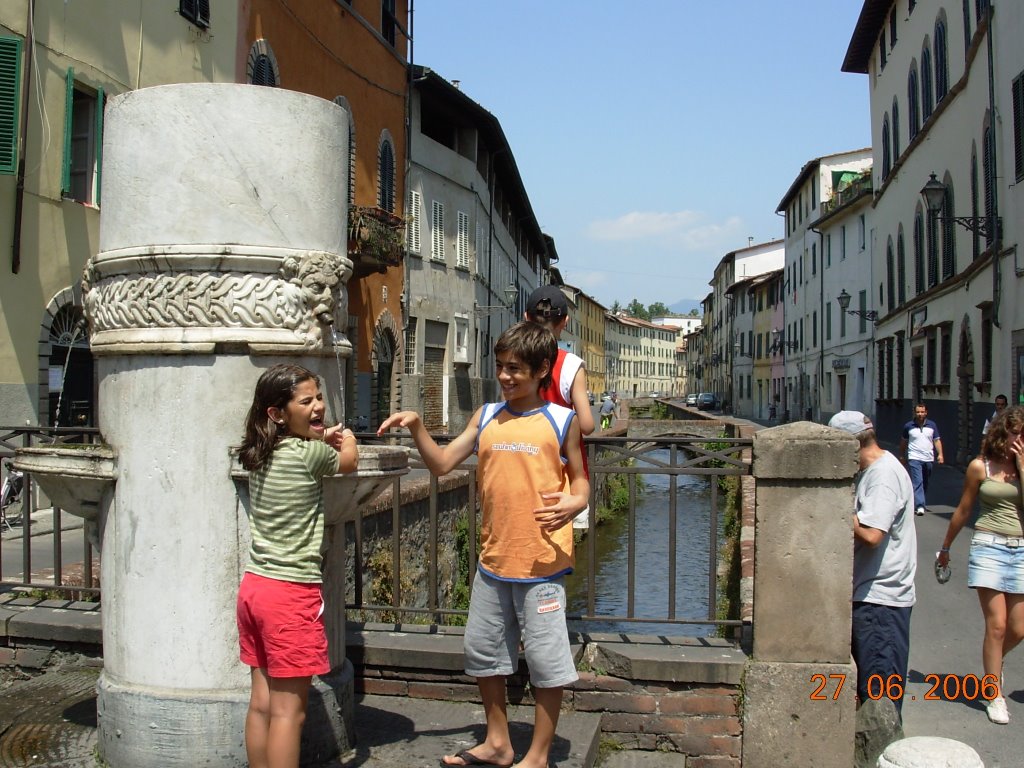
[239,364,319,471]
[981,405,1024,461]
[494,321,557,391]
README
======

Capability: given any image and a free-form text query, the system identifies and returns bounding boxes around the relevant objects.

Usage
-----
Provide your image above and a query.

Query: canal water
[564,448,723,638]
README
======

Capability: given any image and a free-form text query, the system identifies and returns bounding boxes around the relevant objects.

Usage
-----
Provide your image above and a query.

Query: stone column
[742,422,858,768]
[85,84,353,767]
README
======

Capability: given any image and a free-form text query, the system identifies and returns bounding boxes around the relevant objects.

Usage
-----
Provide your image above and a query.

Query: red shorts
[236,571,330,678]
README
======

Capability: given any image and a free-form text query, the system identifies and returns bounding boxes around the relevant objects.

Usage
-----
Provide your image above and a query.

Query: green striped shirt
[245,437,339,583]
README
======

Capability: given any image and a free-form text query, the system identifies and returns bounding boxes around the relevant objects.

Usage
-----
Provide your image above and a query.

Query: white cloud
[586,210,746,253]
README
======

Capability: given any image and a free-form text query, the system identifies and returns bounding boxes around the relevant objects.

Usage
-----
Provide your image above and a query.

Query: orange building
[240,0,409,427]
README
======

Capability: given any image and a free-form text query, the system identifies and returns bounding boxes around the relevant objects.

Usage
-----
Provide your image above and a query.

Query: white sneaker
[987,695,1009,724]
[915,506,925,516]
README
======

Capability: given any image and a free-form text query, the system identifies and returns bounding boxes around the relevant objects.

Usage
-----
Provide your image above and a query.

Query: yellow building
[562,283,607,397]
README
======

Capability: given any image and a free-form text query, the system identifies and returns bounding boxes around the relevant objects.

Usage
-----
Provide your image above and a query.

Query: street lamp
[836,288,879,323]
[474,283,518,314]
[733,340,754,358]
[769,328,798,353]
[920,172,1000,240]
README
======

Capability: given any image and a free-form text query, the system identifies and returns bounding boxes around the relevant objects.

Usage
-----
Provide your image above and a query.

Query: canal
[565,447,723,637]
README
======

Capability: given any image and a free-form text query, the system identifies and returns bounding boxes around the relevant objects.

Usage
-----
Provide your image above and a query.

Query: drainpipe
[11,0,35,274]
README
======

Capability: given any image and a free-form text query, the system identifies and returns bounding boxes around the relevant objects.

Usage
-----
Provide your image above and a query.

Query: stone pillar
[85,84,353,767]
[742,422,858,768]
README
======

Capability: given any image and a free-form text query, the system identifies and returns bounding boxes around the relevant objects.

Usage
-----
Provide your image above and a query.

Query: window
[886,239,895,311]
[880,30,887,70]
[812,311,818,347]
[826,233,832,267]
[812,243,817,275]
[404,317,417,374]
[963,0,972,53]
[825,302,832,341]
[908,67,920,140]
[333,96,356,206]
[926,333,937,384]
[889,8,898,46]
[247,40,279,86]
[882,113,891,178]
[976,0,990,25]
[0,36,22,175]
[430,200,444,261]
[859,290,868,335]
[858,215,866,250]
[971,148,981,260]
[921,45,934,120]
[892,98,901,159]
[378,135,395,213]
[841,225,847,260]
[983,116,995,247]
[940,327,952,384]
[453,316,468,364]
[381,0,397,46]
[935,19,949,103]
[179,0,210,28]
[456,211,469,269]
[940,179,956,280]
[1012,71,1024,181]
[61,69,104,205]
[981,305,993,382]
[927,207,939,288]
[406,189,422,254]
[897,229,907,305]
[913,209,925,294]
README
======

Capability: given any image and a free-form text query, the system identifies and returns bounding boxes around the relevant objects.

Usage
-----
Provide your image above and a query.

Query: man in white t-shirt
[982,394,1008,438]
[829,410,917,720]
[898,403,944,517]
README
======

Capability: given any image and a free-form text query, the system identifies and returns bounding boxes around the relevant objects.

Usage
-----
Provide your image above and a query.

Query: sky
[412,1,873,310]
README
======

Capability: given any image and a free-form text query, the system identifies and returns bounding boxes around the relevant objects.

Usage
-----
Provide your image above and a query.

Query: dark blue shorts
[851,601,913,715]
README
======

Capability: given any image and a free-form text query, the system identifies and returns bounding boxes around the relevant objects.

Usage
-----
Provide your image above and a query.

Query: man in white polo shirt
[898,403,944,517]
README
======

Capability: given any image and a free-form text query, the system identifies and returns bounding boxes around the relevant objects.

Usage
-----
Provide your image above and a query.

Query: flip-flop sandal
[439,749,513,767]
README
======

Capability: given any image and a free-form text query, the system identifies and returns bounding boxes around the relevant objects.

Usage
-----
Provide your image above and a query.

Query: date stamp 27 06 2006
[810,673,1000,702]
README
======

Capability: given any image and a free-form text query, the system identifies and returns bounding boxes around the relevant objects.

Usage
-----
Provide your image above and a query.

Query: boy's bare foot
[440,747,514,767]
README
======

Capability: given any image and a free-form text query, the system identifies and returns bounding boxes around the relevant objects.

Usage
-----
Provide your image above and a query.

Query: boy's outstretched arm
[377,409,480,476]
[535,417,590,531]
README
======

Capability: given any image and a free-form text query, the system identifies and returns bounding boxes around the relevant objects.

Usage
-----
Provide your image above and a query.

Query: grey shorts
[463,569,579,688]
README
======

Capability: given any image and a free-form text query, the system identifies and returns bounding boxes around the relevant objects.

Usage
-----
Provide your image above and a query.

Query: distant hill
[667,299,702,316]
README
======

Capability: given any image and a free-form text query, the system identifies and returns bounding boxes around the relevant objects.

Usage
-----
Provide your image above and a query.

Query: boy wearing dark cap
[526,285,595,527]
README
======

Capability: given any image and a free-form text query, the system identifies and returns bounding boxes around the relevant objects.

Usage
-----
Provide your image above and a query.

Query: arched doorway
[371,325,398,430]
[45,303,94,427]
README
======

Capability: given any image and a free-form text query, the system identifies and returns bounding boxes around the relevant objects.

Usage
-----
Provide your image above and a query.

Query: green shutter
[94,86,104,206]
[0,36,22,175]
[61,67,74,196]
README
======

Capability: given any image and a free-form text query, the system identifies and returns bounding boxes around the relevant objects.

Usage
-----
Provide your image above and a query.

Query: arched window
[897,227,907,306]
[377,133,395,213]
[913,208,925,294]
[246,40,279,87]
[921,44,934,120]
[881,114,891,179]
[891,98,901,159]
[983,115,995,247]
[940,175,956,280]
[908,66,920,139]
[970,146,980,260]
[934,17,949,102]
[886,237,896,311]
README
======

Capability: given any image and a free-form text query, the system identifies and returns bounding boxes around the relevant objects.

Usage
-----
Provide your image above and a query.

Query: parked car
[697,393,717,411]
[685,393,698,407]
[649,391,660,398]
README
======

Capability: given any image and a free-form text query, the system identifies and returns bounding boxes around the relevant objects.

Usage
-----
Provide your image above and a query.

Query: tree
[626,299,649,320]
[688,308,700,317]
[610,300,621,314]
[647,302,669,318]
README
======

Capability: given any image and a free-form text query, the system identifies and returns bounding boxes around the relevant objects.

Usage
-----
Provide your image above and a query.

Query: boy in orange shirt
[378,321,589,768]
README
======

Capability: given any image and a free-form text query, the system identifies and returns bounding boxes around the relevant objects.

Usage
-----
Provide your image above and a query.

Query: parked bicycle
[1,459,24,530]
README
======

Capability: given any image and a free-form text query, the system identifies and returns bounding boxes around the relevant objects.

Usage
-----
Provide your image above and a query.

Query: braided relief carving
[82,252,348,348]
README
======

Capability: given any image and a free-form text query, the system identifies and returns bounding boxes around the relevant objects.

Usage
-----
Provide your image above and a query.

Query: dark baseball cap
[526,285,569,318]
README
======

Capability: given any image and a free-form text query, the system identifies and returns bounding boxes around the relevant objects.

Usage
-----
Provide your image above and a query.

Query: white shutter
[456,211,469,269]
[406,190,421,254]
[431,200,445,261]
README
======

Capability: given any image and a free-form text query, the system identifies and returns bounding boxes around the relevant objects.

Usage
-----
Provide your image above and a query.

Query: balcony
[820,172,873,218]
[348,205,405,277]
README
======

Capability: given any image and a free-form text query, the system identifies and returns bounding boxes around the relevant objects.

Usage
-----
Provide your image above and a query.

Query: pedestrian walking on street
[983,394,1009,438]
[899,403,945,517]
[236,364,360,768]
[378,322,589,768]
[829,411,917,719]
[937,405,1024,725]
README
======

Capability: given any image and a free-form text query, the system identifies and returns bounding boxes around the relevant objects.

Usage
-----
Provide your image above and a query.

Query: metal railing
[347,432,752,635]
[0,426,102,597]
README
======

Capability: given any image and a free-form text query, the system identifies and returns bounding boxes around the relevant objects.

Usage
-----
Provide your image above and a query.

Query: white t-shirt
[902,419,940,462]
[853,451,917,607]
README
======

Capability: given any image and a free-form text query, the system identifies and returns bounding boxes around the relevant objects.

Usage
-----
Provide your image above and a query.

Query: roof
[411,65,550,267]
[842,0,891,75]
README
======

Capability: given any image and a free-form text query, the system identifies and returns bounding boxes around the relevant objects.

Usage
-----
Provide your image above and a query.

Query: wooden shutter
[61,68,74,196]
[0,36,21,175]
[95,87,104,206]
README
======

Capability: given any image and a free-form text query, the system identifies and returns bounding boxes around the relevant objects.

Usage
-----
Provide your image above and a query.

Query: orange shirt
[476,401,575,580]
